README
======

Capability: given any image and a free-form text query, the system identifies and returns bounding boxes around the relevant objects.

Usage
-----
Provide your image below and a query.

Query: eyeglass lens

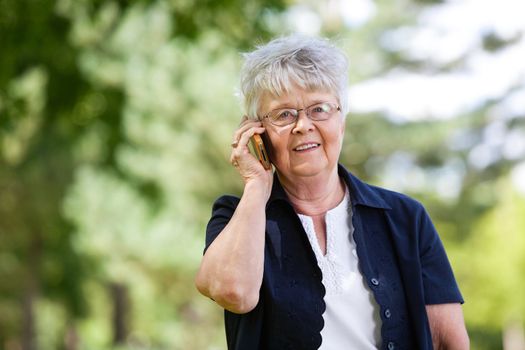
[268,102,339,126]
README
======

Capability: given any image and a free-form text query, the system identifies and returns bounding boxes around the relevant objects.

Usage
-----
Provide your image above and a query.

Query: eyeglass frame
[258,101,341,127]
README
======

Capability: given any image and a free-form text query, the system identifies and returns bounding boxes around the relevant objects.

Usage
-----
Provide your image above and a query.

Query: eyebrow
[271,99,327,110]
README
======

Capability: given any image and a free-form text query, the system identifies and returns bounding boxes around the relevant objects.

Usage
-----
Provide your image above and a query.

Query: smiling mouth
[294,143,320,151]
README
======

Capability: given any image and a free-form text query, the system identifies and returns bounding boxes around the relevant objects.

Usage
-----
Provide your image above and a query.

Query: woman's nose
[292,110,314,133]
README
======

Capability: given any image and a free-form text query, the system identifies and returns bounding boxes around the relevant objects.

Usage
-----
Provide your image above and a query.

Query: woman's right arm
[195,119,272,314]
[195,181,268,314]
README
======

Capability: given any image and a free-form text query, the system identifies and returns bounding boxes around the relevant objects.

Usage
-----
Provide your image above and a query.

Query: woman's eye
[277,110,294,119]
[312,104,331,113]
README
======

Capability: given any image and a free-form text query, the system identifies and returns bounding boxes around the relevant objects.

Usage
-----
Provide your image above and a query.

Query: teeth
[295,143,319,151]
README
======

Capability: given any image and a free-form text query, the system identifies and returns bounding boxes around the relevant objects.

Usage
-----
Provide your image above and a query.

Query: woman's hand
[229,116,273,198]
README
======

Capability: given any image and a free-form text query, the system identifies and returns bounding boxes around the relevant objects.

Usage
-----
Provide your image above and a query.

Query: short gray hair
[240,35,349,119]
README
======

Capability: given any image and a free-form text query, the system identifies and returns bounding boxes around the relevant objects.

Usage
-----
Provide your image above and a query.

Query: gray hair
[240,35,349,120]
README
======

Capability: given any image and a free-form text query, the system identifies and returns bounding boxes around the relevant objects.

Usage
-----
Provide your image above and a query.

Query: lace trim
[298,189,359,296]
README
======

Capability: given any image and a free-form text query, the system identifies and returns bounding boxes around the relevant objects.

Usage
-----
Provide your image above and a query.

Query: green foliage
[1,0,282,348]
[459,181,525,329]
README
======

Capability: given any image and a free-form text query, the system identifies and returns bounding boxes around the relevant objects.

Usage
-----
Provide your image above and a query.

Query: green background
[1,0,524,349]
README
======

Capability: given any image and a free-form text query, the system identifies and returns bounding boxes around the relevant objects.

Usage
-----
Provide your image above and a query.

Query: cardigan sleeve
[417,206,464,305]
[203,195,240,254]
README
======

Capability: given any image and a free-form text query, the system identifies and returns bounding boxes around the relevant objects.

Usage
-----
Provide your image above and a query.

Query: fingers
[232,118,262,147]
[230,117,266,169]
[231,117,251,147]
[231,126,265,159]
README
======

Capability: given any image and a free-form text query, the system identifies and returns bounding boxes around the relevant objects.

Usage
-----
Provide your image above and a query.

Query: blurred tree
[457,180,525,349]
[1,0,284,349]
[0,2,92,347]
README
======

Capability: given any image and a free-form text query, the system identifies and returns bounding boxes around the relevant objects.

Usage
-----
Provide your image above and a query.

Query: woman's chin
[285,161,331,178]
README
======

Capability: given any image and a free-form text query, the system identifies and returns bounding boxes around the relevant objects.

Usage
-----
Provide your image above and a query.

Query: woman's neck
[278,167,345,217]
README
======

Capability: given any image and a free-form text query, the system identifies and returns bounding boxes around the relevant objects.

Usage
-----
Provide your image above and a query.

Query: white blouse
[297,189,382,349]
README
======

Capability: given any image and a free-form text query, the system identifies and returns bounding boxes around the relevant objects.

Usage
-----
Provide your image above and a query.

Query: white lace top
[297,189,382,349]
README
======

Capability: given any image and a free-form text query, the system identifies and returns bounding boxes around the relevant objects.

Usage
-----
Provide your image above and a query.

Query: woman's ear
[239,115,249,125]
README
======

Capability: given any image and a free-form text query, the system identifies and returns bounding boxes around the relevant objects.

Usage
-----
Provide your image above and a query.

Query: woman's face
[259,86,345,180]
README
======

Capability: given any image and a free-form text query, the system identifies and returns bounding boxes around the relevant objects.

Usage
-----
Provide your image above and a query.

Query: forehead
[259,88,337,113]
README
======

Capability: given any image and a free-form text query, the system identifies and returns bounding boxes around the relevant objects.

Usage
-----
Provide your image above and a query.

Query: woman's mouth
[294,143,320,151]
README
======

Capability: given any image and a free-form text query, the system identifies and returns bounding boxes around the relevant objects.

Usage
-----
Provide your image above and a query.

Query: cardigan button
[387,341,395,350]
[384,308,392,319]
[370,278,379,286]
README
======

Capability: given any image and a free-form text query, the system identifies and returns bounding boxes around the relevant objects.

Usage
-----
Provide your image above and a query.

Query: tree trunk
[110,282,129,345]
[64,321,79,350]
[22,233,42,350]
[503,319,525,350]
[21,285,37,350]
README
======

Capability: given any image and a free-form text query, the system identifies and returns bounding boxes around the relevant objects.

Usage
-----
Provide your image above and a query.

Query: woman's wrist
[244,178,272,202]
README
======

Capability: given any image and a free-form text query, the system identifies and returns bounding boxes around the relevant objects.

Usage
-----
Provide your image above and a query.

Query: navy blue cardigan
[205,165,463,350]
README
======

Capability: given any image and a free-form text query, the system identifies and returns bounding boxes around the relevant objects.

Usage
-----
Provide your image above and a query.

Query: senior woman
[195,35,469,350]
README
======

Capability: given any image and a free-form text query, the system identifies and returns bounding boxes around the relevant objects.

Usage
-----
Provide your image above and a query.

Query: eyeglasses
[260,102,341,127]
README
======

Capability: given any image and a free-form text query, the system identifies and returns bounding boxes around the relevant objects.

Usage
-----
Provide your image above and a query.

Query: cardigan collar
[267,163,391,210]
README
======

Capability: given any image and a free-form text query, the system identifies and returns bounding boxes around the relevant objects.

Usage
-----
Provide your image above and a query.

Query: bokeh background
[1,0,525,349]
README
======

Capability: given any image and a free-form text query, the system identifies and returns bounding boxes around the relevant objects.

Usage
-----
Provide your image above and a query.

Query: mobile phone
[249,134,272,170]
